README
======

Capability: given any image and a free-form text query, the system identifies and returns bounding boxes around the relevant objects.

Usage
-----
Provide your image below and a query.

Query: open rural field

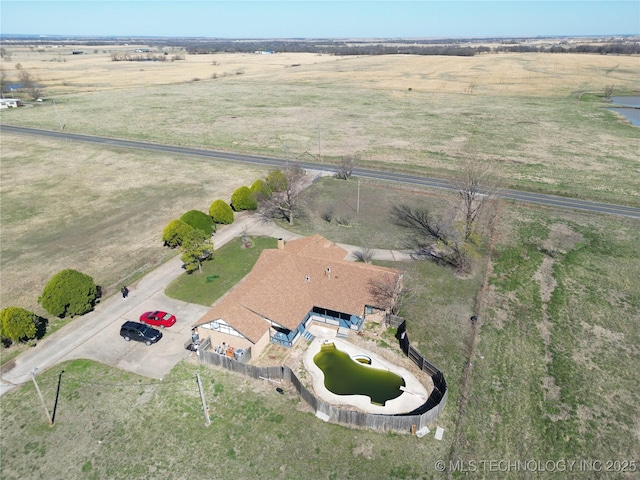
[1,197,638,479]
[0,133,268,316]
[1,47,639,206]
[1,44,639,479]
[0,358,453,480]
[453,206,640,478]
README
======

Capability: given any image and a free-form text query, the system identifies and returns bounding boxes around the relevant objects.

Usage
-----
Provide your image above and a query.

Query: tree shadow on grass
[35,315,49,340]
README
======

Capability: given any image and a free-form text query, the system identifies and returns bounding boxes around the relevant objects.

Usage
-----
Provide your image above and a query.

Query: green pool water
[313,342,405,406]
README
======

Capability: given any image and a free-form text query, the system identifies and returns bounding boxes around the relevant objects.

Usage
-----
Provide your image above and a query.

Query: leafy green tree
[162,219,194,248]
[265,169,288,192]
[0,307,37,343]
[38,269,98,318]
[209,199,234,224]
[180,210,215,236]
[180,230,214,273]
[230,186,258,211]
[250,179,271,201]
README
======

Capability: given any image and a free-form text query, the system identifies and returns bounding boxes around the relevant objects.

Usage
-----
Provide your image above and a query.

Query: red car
[139,311,176,328]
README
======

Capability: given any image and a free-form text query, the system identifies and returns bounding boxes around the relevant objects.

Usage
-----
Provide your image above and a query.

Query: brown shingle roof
[194,235,402,343]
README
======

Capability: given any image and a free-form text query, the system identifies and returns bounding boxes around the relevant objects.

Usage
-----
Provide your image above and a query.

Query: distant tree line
[3,35,638,57]
[172,39,639,56]
[3,35,637,58]
[110,52,185,62]
[180,41,487,56]
[495,43,640,55]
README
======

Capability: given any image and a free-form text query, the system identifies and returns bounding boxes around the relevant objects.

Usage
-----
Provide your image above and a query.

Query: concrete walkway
[0,213,411,397]
[241,214,412,262]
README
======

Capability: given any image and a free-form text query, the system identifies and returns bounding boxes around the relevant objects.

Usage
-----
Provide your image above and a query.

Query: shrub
[265,169,288,192]
[39,269,98,318]
[321,206,335,223]
[0,307,38,343]
[180,210,215,236]
[250,179,271,200]
[230,186,258,211]
[209,199,234,224]
[162,219,194,248]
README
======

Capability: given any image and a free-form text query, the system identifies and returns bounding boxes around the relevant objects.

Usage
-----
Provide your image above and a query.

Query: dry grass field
[1,44,639,479]
[0,133,268,314]
[2,46,639,205]
[3,43,636,97]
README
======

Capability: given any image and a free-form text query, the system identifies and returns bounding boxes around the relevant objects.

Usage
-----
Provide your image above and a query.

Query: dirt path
[446,205,502,468]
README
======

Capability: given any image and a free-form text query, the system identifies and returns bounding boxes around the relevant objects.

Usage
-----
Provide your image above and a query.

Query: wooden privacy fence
[385,314,405,328]
[198,322,447,434]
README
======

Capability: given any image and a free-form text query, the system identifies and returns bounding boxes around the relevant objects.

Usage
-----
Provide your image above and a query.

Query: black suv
[120,321,162,345]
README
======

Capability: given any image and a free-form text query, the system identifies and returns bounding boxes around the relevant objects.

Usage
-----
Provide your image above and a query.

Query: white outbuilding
[0,98,22,109]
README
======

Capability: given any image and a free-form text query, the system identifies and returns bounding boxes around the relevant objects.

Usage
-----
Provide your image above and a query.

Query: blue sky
[1,1,638,38]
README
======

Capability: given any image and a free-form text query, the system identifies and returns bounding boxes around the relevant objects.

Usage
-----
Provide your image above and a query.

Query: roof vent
[305,276,311,282]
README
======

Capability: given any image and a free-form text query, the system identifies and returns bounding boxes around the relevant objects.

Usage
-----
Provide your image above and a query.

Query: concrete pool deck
[303,326,431,415]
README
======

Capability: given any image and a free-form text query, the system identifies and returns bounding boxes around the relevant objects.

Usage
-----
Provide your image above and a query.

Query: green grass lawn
[165,236,278,306]
[452,208,640,476]
[277,176,454,250]
[0,359,452,480]
[2,188,638,479]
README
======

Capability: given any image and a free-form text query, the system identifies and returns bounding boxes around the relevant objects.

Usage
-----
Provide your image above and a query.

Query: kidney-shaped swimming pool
[303,336,432,415]
[314,342,405,406]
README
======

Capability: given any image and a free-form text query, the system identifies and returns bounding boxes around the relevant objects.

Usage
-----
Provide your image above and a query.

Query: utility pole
[52,100,64,131]
[195,373,211,426]
[284,143,289,169]
[31,368,53,427]
[317,124,321,162]
[356,178,361,214]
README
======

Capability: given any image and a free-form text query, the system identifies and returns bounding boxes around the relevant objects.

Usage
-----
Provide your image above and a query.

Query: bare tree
[0,69,7,95]
[17,70,43,100]
[368,274,409,315]
[604,85,614,100]
[451,161,497,242]
[335,154,359,180]
[391,204,472,272]
[321,206,335,223]
[259,166,307,225]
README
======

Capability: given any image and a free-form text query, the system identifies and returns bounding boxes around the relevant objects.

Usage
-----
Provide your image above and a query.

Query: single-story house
[0,98,22,109]
[193,234,403,358]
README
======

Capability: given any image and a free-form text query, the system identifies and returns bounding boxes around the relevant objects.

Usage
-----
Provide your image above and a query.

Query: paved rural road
[0,209,409,398]
[3,124,640,220]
